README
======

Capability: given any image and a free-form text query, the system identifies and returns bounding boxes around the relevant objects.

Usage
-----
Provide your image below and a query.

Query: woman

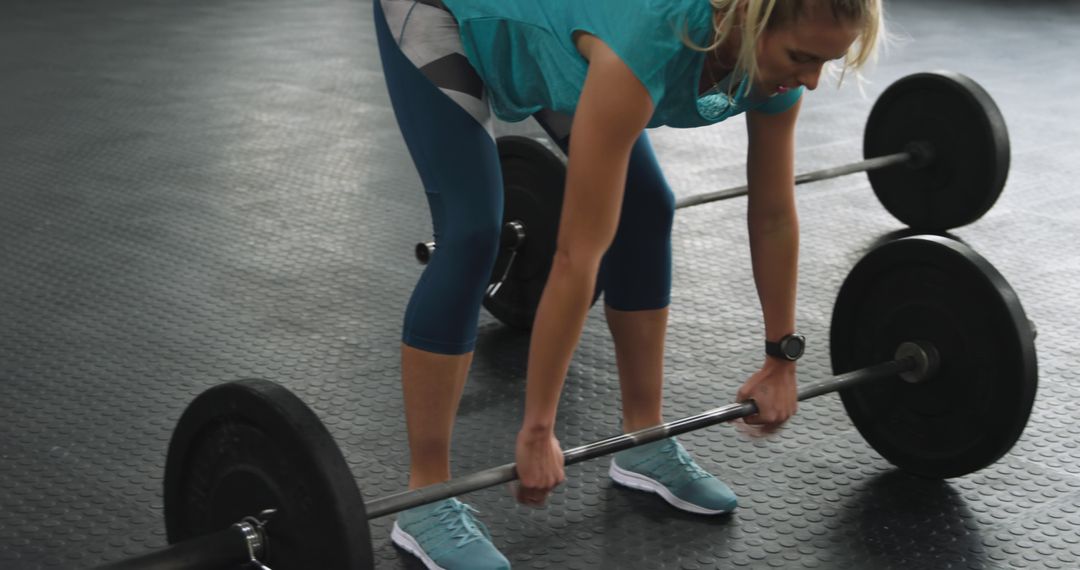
[373,1,883,568]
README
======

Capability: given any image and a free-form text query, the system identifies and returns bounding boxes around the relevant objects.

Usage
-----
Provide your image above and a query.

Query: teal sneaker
[391,498,511,569]
[610,438,738,514]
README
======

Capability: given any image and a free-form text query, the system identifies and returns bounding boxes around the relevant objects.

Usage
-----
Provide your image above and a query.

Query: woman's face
[755,8,861,95]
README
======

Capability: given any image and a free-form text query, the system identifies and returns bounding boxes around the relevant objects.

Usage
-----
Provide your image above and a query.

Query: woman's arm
[520,37,654,435]
[736,99,802,427]
[514,36,654,504]
[746,99,801,344]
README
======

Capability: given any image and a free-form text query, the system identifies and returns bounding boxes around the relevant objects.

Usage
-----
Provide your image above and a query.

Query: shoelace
[651,441,712,486]
[432,501,488,548]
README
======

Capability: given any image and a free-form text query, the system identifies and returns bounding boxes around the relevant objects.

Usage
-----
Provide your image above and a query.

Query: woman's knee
[438,219,502,275]
[638,185,676,236]
[619,181,675,249]
[402,221,502,354]
[623,138,676,237]
[602,183,675,310]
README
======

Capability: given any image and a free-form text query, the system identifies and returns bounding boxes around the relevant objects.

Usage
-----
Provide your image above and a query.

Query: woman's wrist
[518,420,556,441]
[762,355,798,371]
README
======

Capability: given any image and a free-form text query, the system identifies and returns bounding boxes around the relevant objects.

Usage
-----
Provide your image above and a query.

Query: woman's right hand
[513,429,565,507]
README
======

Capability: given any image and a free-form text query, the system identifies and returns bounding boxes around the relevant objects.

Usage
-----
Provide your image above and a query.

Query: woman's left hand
[736,359,798,434]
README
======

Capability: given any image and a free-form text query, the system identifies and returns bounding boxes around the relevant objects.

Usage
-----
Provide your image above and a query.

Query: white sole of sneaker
[608,461,734,515]
[391,522,446,570]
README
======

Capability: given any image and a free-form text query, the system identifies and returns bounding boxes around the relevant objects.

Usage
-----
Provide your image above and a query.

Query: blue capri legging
[375,0,676,355]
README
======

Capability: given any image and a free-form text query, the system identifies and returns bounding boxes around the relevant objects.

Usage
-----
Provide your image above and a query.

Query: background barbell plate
[163,379,373,570]
[864,71,1011,232]
[484,136,601,329]
[830,235,1038,479]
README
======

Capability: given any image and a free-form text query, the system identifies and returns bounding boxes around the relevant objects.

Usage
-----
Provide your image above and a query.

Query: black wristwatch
[766,333,806,361]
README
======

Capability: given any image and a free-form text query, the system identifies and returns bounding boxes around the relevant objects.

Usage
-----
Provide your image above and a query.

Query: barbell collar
[415,241,435,265]
[903,141,935,169]
[895,341,940,384]
[502,220,527,250]
[674,150,915,210]
[364,353,920,519]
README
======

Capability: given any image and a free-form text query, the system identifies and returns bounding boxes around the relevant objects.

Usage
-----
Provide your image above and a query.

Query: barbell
[97,235,1037,569]
[415,71,1012,329]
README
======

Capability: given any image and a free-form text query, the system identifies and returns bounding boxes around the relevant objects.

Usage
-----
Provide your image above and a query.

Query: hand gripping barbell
[96,235,1036,570]
[415,71,1012,329]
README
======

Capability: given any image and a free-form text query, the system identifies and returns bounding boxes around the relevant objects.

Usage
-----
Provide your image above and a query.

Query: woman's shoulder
[444,0,712,35]
[585,0,714,50]
[612,0,714,30]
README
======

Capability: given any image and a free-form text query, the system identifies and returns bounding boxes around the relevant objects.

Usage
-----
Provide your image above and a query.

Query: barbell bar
[98,234,1037,570]
[413,144,927,263]
[672,142,930,209]
[365,345,931,519]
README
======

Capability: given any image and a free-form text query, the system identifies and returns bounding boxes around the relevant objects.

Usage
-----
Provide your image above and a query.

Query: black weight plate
[865,71,1010,232]
[484,136,601,329]
[164,379,372,569]
[830,236,1037,478]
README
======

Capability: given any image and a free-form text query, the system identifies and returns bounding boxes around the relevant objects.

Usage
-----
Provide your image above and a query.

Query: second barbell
[416,70,1010,330]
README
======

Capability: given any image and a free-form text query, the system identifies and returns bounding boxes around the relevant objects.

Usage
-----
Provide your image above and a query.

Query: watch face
[781,335,806,359]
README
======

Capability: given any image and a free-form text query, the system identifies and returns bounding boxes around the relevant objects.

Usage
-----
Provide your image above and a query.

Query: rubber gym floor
[2,0,1078,568]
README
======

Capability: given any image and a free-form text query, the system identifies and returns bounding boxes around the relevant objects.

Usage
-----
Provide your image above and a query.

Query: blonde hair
[692,0,884,93]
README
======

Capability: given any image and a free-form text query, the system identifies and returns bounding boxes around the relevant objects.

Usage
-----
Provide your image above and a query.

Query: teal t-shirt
[441,0,804,128]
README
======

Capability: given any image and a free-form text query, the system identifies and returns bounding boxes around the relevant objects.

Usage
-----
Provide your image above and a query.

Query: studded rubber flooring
[2,0,1079,568]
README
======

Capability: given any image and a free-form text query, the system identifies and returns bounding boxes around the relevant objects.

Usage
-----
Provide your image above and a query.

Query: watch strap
[765,333,805,361]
